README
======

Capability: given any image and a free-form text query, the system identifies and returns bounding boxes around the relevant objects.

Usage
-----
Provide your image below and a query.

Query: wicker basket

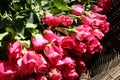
[84,0,120,80]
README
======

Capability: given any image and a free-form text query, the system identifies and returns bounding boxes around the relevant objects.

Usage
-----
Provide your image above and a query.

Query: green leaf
[14,33,25,40]
[12,0,20,3]
[26,23,37,28]
[20,40,30,48]
[53,0,69,11]
[1,34,11,48]
[27,13,34,23]
[0,32,8,41]
[15,15,25,19]
[50,8,61,15]
[6,27,16,37]
[41,1,48,6]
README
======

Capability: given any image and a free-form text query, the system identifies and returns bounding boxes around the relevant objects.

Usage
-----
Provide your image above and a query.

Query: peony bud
[17,51,39,76]
[71,4,84,16]
[93,29,104,40]
[91,5,104,13]
[44,30,58,43]
[48,68,62,80]
[71,42,86,57]
[63,57,75,69]
[36,54,50,74]
[98,0,112,11]
[86,36,103,54]
[99,21,110,33]
[76,60,87,75]
[62,69,79,80]
[59,36,76,49]
[44,43,62,64]
[8,40,23,63]
[59,15,73,27]
[43,13,60,27]
[32,34,48,52]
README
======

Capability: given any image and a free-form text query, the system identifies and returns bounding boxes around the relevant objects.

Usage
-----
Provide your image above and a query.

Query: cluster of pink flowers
[43,13,73,28]
[0,33,86,80]
[0,0,111,80]
[91,0,112,13]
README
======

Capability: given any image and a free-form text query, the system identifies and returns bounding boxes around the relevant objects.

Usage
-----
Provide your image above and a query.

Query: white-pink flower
[71,4,84,16]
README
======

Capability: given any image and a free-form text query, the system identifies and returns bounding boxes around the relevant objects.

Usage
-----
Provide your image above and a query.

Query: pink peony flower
[98,0,112,11]
[71,4,84,16]
[36,54,50,74]
[71,42,86,57]
[17,51,39,77]
[43,13,53,21]
[85,12,107,20]
[71,25,92,41]
[81,12,110,34]
[32,34,48,52]
[91,19,104,27]
[59,15,73,27]
[75,25,93,32]
[82,12,108,26]
[76,60,87,75]
[44,30,58,43]
[44,43,62,64]
[98,14,107,20]
[99,21,110,33]
[81,15,104,27]
[63,57,76,70]
[81,16,93,25]
[0,61,16,80]
[91,5,104,13]
[58,35,86,57]
[62,69,79,80]
[43,13,60,27]
[56,60,65,70]
[50,60,65,70]
[93,29,104,40]
[86,36,103,54]
[85,12,99,18]
[47,16,60,27]
[8,40,23,63]
[59,36,76,49]
[48,68,62,80]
